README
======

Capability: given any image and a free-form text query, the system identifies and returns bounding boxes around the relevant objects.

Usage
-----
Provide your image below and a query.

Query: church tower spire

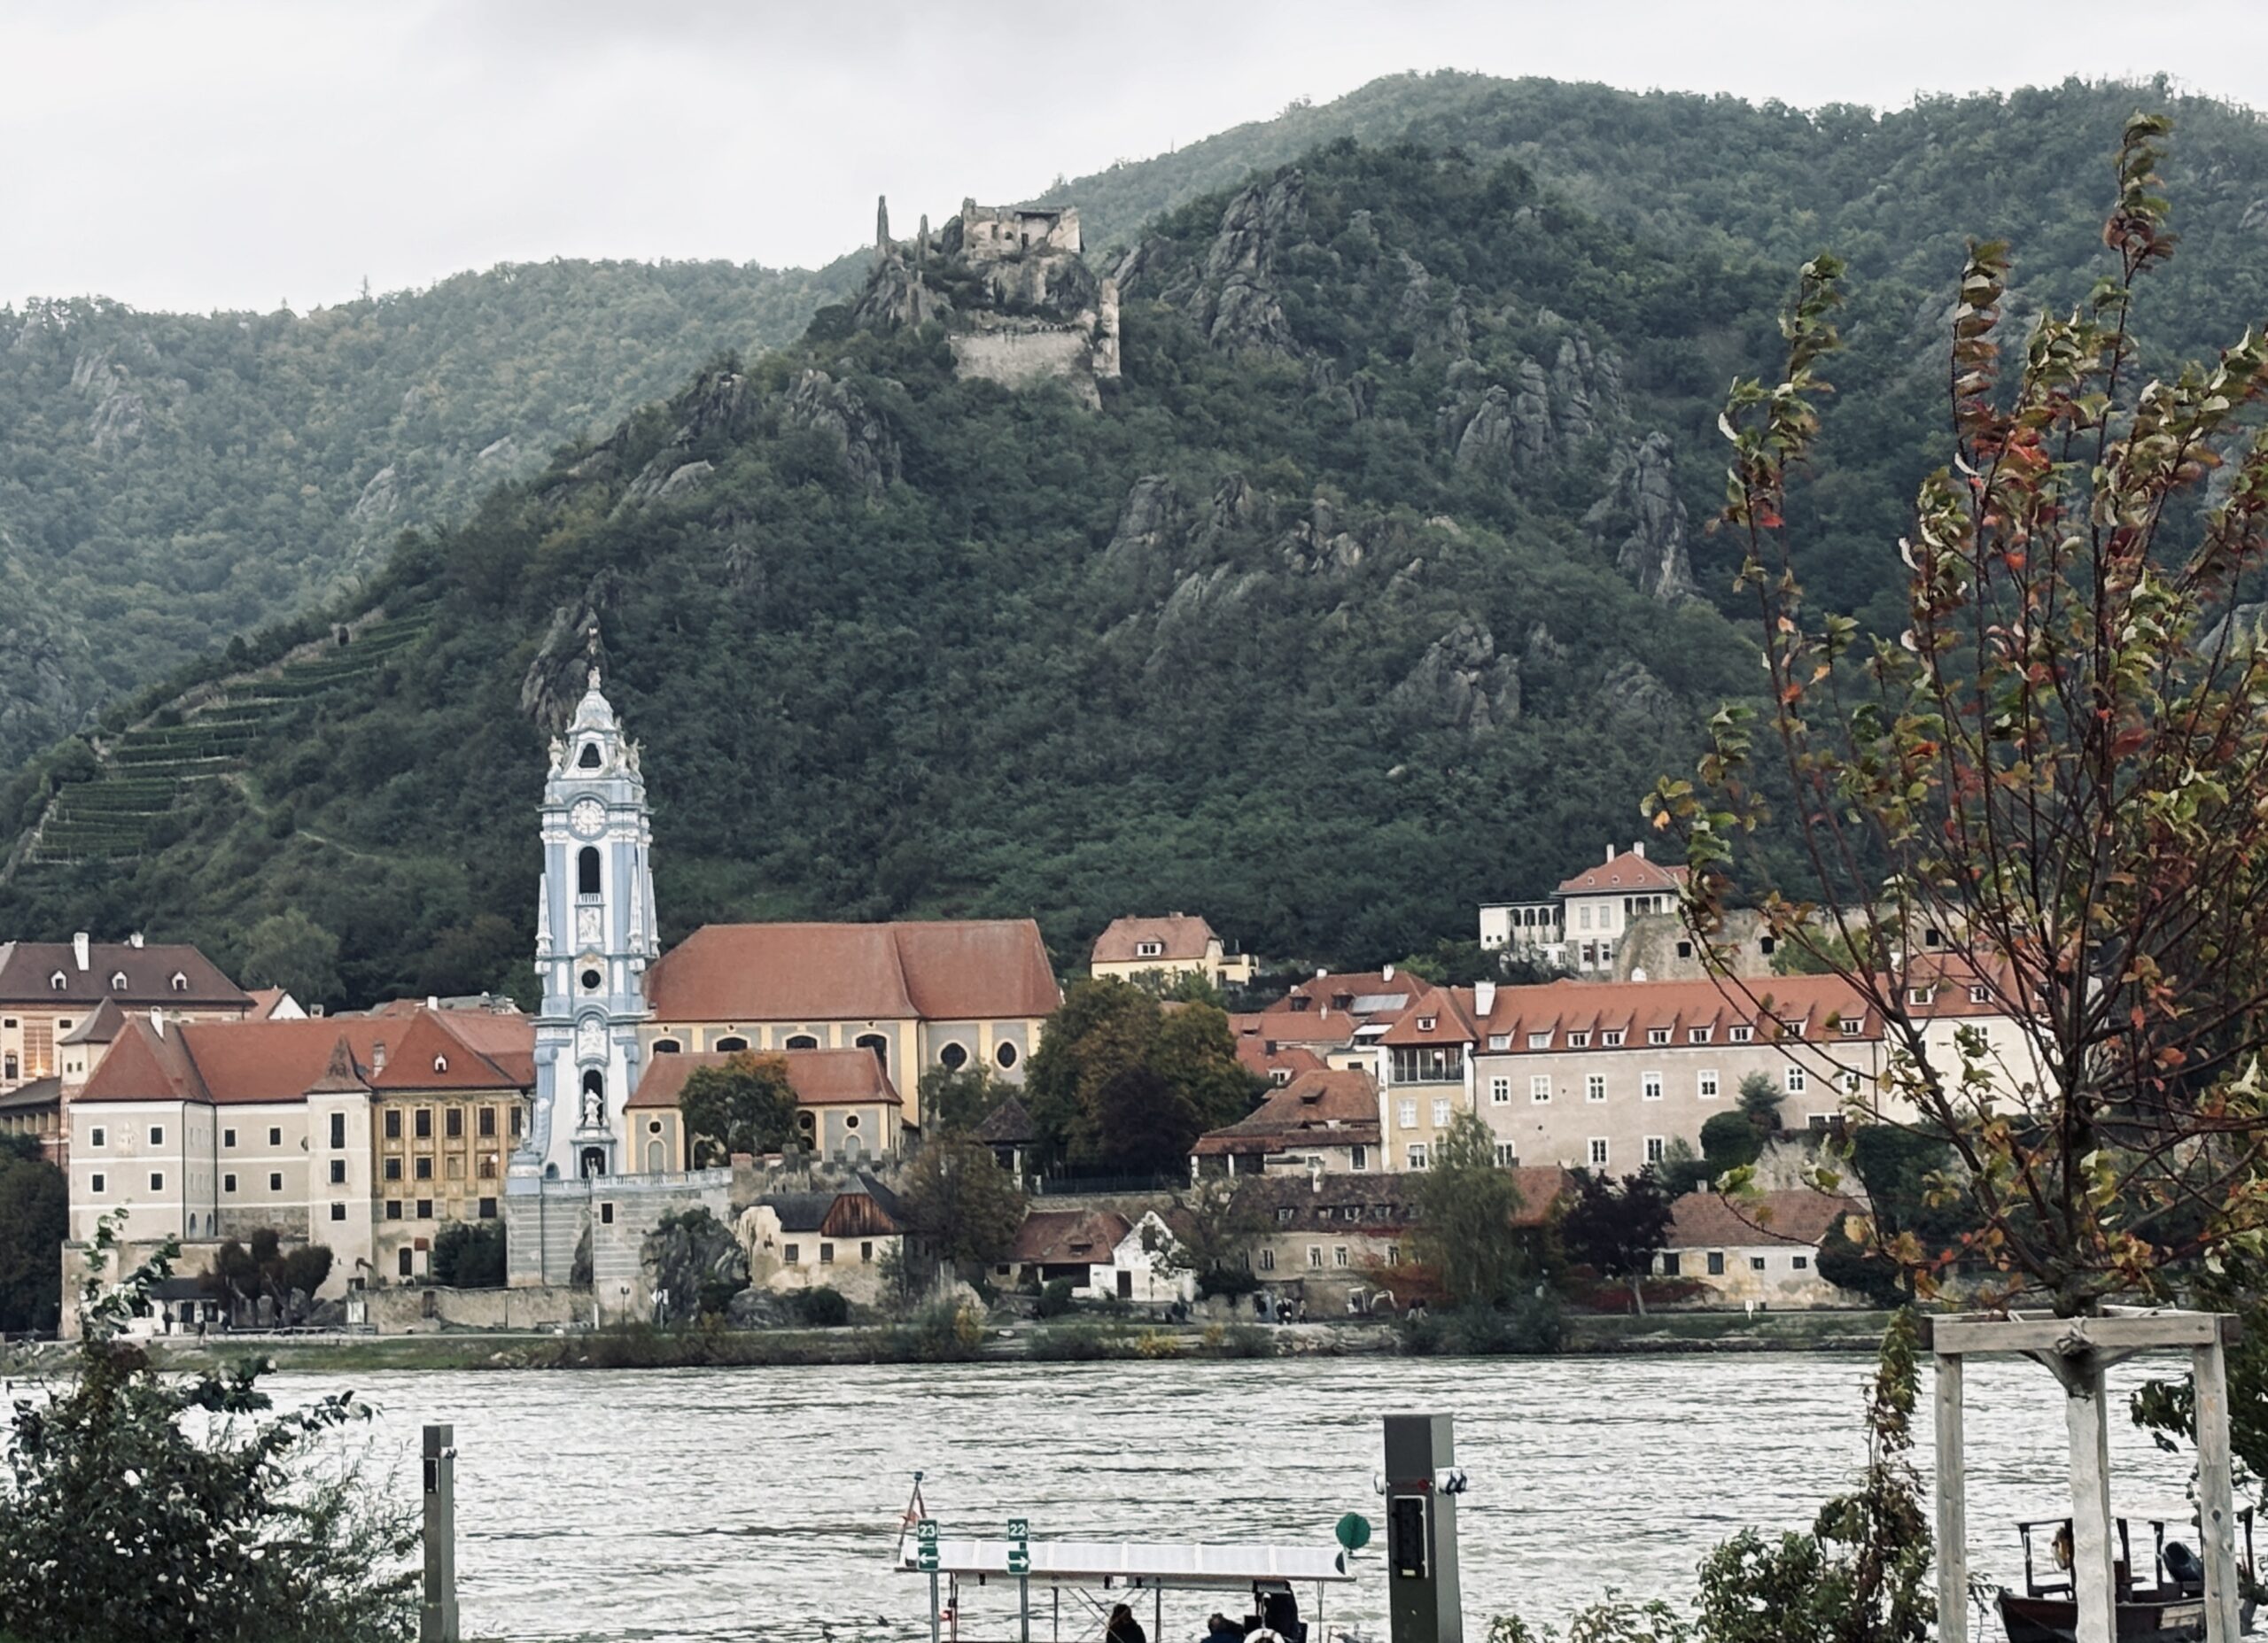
[512,642,653,1185]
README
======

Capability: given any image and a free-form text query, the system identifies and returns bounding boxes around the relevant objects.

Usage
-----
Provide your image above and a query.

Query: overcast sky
[8,0,2268,314]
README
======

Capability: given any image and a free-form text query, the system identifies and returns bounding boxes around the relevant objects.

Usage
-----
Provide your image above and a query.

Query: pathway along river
[279,1351,2205,1641]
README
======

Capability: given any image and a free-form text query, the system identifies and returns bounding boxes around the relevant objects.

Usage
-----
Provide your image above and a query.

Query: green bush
[786,1286,850,1327]
[1027,1320,1137,1361]
[1036,1278,1077,1318]
[1402,1292,1565,1357]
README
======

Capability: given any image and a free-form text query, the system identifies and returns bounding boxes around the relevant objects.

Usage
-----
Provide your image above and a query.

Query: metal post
[1385,1414,1462,1643]
[928,1571,941,1643]
[1020,1574,1029,1643]
[420,1423,459,1643]
[1935,1352,1967,1643]
[2195,1337,2241,1643]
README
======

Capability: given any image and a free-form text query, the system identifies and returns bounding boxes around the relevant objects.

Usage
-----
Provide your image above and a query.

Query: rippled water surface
[272,1351,2202,1641]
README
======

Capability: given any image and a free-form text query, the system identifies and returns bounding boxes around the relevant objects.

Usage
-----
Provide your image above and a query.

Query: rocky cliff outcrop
[781,369,901,496]
[1391,617,1521,734]
[1194,171,1304,354]
[1584,431,1694,601]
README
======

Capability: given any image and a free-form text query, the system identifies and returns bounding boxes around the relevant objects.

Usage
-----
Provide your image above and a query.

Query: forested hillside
[0,256,861,769]
[0,140,1774,1004]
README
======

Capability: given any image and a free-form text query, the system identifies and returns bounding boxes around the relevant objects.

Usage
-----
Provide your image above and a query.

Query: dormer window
[1602,1030,1625,1047]
[578,742,602,769]
[1648,1027,1670,1046]
[1907,988,1932,1008]
[1729,1025,1753,1043]
[110,973,128,990]
[1417,1016,1436,1033]
[1487,1035,1510,1051]
[1136,941,1163,958]
[1271,1069,1293,1086]
[49,972,66,991]
[1526,1032,1550,1050]
[1568,1032,1589,1048]
[1782,1019,1806,1038]
[169,973,188,992]
[432,1055,449,1073]
[1969,985,1989,1005]
[1689,1027,1711,1044]
[1840,1017,1864,1035]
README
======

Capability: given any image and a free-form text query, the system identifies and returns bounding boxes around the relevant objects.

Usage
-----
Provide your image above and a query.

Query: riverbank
[21,1306,1897,1374]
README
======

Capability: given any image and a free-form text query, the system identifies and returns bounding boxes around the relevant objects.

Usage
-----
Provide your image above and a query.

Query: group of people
[1100,1591,1306,1643]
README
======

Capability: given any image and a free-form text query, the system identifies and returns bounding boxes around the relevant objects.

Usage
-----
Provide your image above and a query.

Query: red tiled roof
[1270,971,1440,1024]
[646,921,1060,1024]
[1227,1166,1571,1230]
[1234,1039,1327,1081]
[0,941,249,1010]
[1192,1069,1380,1156]
[74,1011,534,1106]
[627,1048,902,1111]
[1377,987,1480,1047]
[1009,1208,1132,1265]
[1555,848,1688,897]
[1091,914,1221,966]
[245,988,293,1020]
[1479,974,1877,1051]
[1666,1188,1862,1251]
[1237,1007,1360,1049]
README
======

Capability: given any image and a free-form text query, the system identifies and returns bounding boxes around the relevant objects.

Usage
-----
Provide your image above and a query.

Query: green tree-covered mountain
[0,256,862,769]
[7,77,2268,1005]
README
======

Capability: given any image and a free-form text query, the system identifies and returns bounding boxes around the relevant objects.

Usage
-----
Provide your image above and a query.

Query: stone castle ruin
[855,196,1120,407]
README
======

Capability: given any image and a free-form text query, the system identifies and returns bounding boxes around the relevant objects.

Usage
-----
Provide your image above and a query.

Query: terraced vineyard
[21,611,435,866]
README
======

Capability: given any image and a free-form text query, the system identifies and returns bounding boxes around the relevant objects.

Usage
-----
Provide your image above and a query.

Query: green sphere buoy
[1335,1512,1372,1552]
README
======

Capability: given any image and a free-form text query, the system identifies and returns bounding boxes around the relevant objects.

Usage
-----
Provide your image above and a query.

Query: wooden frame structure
[1926,1309,2242,1643]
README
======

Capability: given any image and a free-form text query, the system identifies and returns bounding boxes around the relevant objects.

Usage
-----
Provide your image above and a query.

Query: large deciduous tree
[1023,979,1262,1173]
[0,1134,66,1335]
[678,1050,800,1166]
[1651,113,2268,1314]
[1559,1170,1676,1314]
[1410,1112,1531,1307]
[897,1138,1027,1278]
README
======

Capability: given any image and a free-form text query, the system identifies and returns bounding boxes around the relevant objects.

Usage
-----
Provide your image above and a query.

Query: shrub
[1036,1277,1076,1318]
[1027,1320,1135,1361]
[1402,1292,1565,1357]
[786,1286,850,1327]
[1134,1328,1182,1359]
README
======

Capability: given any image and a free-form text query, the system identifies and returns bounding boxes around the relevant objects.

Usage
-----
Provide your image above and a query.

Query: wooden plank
[2067,1360,2117,1643]
[1931,1313,2223,1356]
[1936,1354,1969,1643]
[2195,1342,2241,1643]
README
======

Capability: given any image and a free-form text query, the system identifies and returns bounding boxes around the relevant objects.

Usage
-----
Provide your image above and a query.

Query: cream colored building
[1479,842,1687,974]
[1655,1187,1867,1307]
[0,934,249,1095]
[640,921,1061,1128]
[1089,914,1255,989]
[626,1048,906,1171]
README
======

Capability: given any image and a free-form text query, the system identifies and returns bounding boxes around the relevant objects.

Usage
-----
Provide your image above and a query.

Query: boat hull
[1995,1590,2251,1643]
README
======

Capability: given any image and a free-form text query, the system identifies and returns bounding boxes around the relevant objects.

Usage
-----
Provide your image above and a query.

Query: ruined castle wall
[949,328,1101,402]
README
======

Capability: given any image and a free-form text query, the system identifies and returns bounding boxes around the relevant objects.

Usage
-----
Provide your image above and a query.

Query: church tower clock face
[570,798,606,838]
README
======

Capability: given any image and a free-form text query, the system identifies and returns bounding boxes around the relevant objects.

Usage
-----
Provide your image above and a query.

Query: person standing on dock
[1106,1601,1147,1643]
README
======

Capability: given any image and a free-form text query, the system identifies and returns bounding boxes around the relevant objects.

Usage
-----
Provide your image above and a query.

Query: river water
[274,1352,2208,1642]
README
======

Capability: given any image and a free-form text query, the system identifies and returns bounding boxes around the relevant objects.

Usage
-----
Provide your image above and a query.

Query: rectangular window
[1258,1248,1275,1271]
[783,1244,800,1263]
[330,1202,347,1222]
[1586,1074,1606,1103]
[329,1159,346,1185]
[1333,1246,1349,1268]
[1707,1252,1726,1275]
[1530,1074,1551,1103]
[1526,1032,1551,1050]
[90,1173,105,1194]
[414,1157,433,1180]
[416,1199,433,1220]
[414,1109,432,1140]
[148,1125,164,1146]
[330,1112,346,1149]
[1397,1099,1417,1129]
[1494,1143,1518,1167]
[1792,1254,1811,1271]
[478,1106,496,1138]
[90,1126,105,1148]
[445,1108,463,1140]
[1698,1069,1720,1099]
[1602,1030,1624,1047]
[1642,1072,1663,1101]
[1431,1098,1451,1128]
[1386,1246,1402,1267]
[1307,1245,1323,1269]
[819,1243,835,1265]
[149,1171,164,1192]
[1645,1136,1666,1165]
[221,1128,234,1148]
[223,1173,237,1193]
[478,1197,497,1220]
[384,1110,401,1141]
[1782,1020,1806,1039]
[1350,1144,1368,1171]
[1568,1031,1589,1048]
[1579,906,1593,930]
[1588,1138,1608,1167]
[1407,1144,1428,1169]
[1487,1034,1510,1051]
[509,1106,522,1136]
[1484,1078,1508,1107]
[446,1156,464,1179]
[385,1200,402,1221]
[1785,1065,1807,1095]
[599,1202,614,1225]
[1751,1256,1767,1272]
[384,1158,402,1182]
[861,1241,874,1263]
[1689,1027,1711,1044]
[1729,1026,1752,1044]
[267,1171,282,1192]
[1648,1028,1669,1046]
[479,1155,497,1178]
[1388,1045,1465,1084]
[1661,1252,1682,1276]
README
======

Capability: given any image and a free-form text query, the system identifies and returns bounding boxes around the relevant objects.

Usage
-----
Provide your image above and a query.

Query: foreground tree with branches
[1651,112,2268,1315]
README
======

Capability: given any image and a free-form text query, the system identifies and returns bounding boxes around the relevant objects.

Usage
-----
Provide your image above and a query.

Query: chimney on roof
[1382,963,1395,982]
[427,996,439,1011]
[72,933,89,971]
[1633,841,1646,860]
[1605,843,1616,864]
[149,1007,165,1036]
[1632,967,1648,983]
[372,1041,387,1073]
[128,932,145,949]
[1475,980,1497,1016]
[310,1004,326,1018]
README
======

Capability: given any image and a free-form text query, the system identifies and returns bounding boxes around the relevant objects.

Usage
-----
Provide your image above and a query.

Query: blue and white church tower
[512,659,657,1187]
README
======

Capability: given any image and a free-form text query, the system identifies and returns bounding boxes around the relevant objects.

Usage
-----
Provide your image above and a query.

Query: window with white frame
[89,1126,105,1148]
[1841,1017,1863,1036]
[1698,1069,1719,1099]
[1645,1136,1666,1165]
[1648,1027,1670,1046]
[1642,1072,1663,1100]
[1407,1144,1429,1169]
[1782,1019,1805,1038]
[1431,1098,1452,1128]
[1689,1027,1711,1044]
[1568,1031,1590,1047]
[1490,1077,1511,1104]
[1843,1069,1864,1095]
[148,1172,164,1192]
[1333,1246,1349,1268]
[1488,1035,1510,1050]
[1603,1029,1625,1047]
[1969,985,1989,1004]
[1907,988,1931,1007]
[1587,1073,1606,1102]
[1259,1248,1277,1270]
[1136,941,1162,957]
[1397,1100,1418,1129]
[1526,1032,1551,1050]
[1785,1065,1807,1094]
[1530,1074,1551,1103]
[1494,1143,1518,1167]
[1729,1026,1752,1043]
[1308,1246,1323,1269]
[148,1125,163,1146]
[1588,1138,1609,1167]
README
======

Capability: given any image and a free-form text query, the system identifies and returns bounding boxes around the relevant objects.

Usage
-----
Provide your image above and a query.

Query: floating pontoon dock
[899,1538,1356,1640]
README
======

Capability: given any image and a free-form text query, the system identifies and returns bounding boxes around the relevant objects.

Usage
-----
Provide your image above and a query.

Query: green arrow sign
[916,1517,939,1570]
[1008,1546,1030,1574]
